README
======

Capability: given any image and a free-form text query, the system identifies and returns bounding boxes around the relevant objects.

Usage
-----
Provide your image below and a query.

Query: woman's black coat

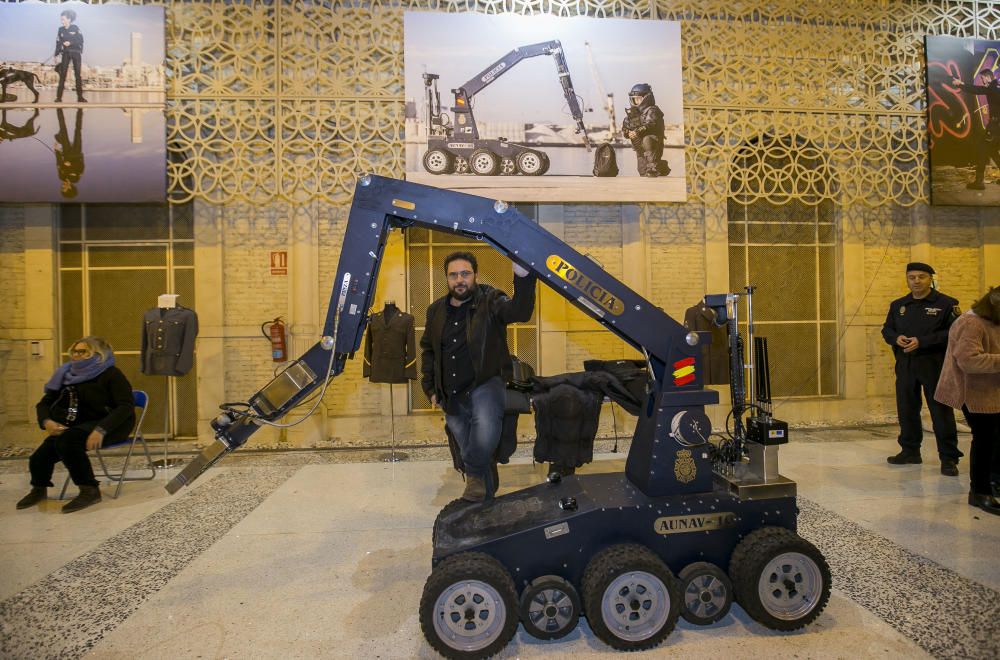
[36,366,136,443]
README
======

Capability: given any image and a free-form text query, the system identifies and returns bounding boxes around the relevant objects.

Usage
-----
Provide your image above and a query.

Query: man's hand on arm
[512,263,529,278]
[903,337,920,353]
[430,394,439,408]
[43,419,66,436]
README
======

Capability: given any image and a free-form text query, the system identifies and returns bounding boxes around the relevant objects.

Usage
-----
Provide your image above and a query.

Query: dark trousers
[972,122,1000,183]
[633,135,663,175]
[962,406,1000,494]
[29,427,103,488]
[56,52,83,99]
[445,376,505,498]
[894,356,960,459]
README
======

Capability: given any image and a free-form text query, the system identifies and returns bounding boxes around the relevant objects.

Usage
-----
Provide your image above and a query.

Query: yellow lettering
[546,254,625,316]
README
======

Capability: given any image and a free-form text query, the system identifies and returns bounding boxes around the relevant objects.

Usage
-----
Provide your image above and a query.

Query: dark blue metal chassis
[434,473,797,592]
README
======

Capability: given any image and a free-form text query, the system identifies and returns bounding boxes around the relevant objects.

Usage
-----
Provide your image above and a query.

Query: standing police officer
[54,9,86,103]
[881,263,962,475]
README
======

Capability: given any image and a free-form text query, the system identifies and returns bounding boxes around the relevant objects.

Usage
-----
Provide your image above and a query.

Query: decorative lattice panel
[42,0,1000,206]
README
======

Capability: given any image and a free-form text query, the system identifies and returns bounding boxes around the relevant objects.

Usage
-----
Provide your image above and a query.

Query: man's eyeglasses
[70,348,91,356]
[447,271,474,280]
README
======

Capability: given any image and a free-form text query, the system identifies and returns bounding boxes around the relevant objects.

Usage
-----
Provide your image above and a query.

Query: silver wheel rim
[425,150,448,173]
[454,157,468,173]
[472,153,494,173]
[432,579,507,651]
[601,571,671,642]
[526,586,575,634]
[518,153,541,173]
[684,573,728,619]
[757,552,823,621]
[500,158,516,174]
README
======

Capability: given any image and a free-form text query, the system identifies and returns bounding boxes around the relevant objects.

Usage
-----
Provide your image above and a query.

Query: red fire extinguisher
[261,317,288,362]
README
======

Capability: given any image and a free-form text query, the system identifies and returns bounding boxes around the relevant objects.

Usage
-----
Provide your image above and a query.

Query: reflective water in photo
[0,104,165,203]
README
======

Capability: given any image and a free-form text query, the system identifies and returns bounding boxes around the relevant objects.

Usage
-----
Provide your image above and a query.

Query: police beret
[905,262,935,275]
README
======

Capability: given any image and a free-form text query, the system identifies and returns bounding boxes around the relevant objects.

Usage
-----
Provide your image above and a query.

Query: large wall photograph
[404,12,686,203]
[0,3,166,203]
[925,35,1000,206]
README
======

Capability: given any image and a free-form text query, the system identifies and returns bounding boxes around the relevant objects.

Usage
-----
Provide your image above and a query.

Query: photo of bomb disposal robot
[622,83,671,177]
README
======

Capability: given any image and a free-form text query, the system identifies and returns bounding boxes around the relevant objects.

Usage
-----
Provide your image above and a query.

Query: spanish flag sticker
[673,357,696,386]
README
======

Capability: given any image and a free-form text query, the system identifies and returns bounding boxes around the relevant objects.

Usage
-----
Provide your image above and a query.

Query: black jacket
[420,275,536,404]
[881,289,960,359]
[530,372,631,468]
[683,303,730,385]
[36,366,135,443]
[364,306,417,384]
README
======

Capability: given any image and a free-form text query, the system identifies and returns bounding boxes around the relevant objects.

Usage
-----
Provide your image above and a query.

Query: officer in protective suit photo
[621,83,670,177]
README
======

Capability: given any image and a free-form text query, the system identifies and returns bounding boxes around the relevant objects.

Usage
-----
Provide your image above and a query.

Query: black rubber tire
[519,575,581,640]
[516,150,545,176]
[432,497,473,547]
[499,156,517,175]
[469,149,501,176]
[729,526,831,631]
[581,544,680,651]
[423,148,455,175]
[537,152,550,175]
[677,561,733,625]
[419,552,519,659]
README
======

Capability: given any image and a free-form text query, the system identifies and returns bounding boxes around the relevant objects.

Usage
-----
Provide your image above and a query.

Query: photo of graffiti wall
[0,3,165,203]
[925,35,1000,206]
[404,12,686,202]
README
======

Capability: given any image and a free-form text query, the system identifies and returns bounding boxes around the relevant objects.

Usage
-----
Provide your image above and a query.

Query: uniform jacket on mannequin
[141,305,198,376]
[684,302,730,385]
[363,303,418,384]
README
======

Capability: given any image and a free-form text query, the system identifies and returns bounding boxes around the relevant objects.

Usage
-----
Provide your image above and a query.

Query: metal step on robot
[165,175,831,658]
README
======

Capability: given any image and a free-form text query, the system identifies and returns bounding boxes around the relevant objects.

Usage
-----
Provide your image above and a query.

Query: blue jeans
[445,376,505,497]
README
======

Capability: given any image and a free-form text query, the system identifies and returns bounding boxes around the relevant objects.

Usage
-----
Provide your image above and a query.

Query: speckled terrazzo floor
[0,427,997,659]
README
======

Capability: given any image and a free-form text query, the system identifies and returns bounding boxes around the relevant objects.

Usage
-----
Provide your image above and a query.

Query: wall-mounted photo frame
[0,3,166,203]
[925,35,1000,206]
[404,12,686,203]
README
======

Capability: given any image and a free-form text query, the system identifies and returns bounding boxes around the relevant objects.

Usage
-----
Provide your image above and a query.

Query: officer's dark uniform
[55,20,85,102]
[363,304,418,384]
[141,305,199,376]
[54,108,84,198]
[881,277,960,462]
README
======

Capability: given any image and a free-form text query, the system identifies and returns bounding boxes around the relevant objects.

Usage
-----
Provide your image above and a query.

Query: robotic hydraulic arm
[167,175,716,495]
[428,40,590,146]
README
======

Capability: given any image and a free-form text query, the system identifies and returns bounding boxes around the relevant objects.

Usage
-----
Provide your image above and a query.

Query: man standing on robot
[882,262,962,475]
[421,252,535,502]
[622,83,668,177]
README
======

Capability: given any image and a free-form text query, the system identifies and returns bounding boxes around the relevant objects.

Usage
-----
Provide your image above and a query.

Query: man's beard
[450,282,476,301]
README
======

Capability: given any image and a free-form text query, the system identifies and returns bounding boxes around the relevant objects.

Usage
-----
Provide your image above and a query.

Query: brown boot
[62,485,102,513]
[461,475,487,503]
[16,487,47,510]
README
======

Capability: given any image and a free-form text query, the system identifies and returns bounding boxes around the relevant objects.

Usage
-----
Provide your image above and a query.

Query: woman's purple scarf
[44,354,115,392]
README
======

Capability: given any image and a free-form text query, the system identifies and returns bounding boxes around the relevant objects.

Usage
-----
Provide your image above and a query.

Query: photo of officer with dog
[0,3,166,203]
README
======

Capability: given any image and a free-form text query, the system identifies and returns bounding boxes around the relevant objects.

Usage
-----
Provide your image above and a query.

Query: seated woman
[17,336,135,513]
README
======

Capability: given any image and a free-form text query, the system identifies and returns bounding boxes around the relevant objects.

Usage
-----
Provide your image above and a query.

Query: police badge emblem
[674,449,696,483]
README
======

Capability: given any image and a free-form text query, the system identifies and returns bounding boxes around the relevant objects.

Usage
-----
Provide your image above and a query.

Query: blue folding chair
[60,390,156,500]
